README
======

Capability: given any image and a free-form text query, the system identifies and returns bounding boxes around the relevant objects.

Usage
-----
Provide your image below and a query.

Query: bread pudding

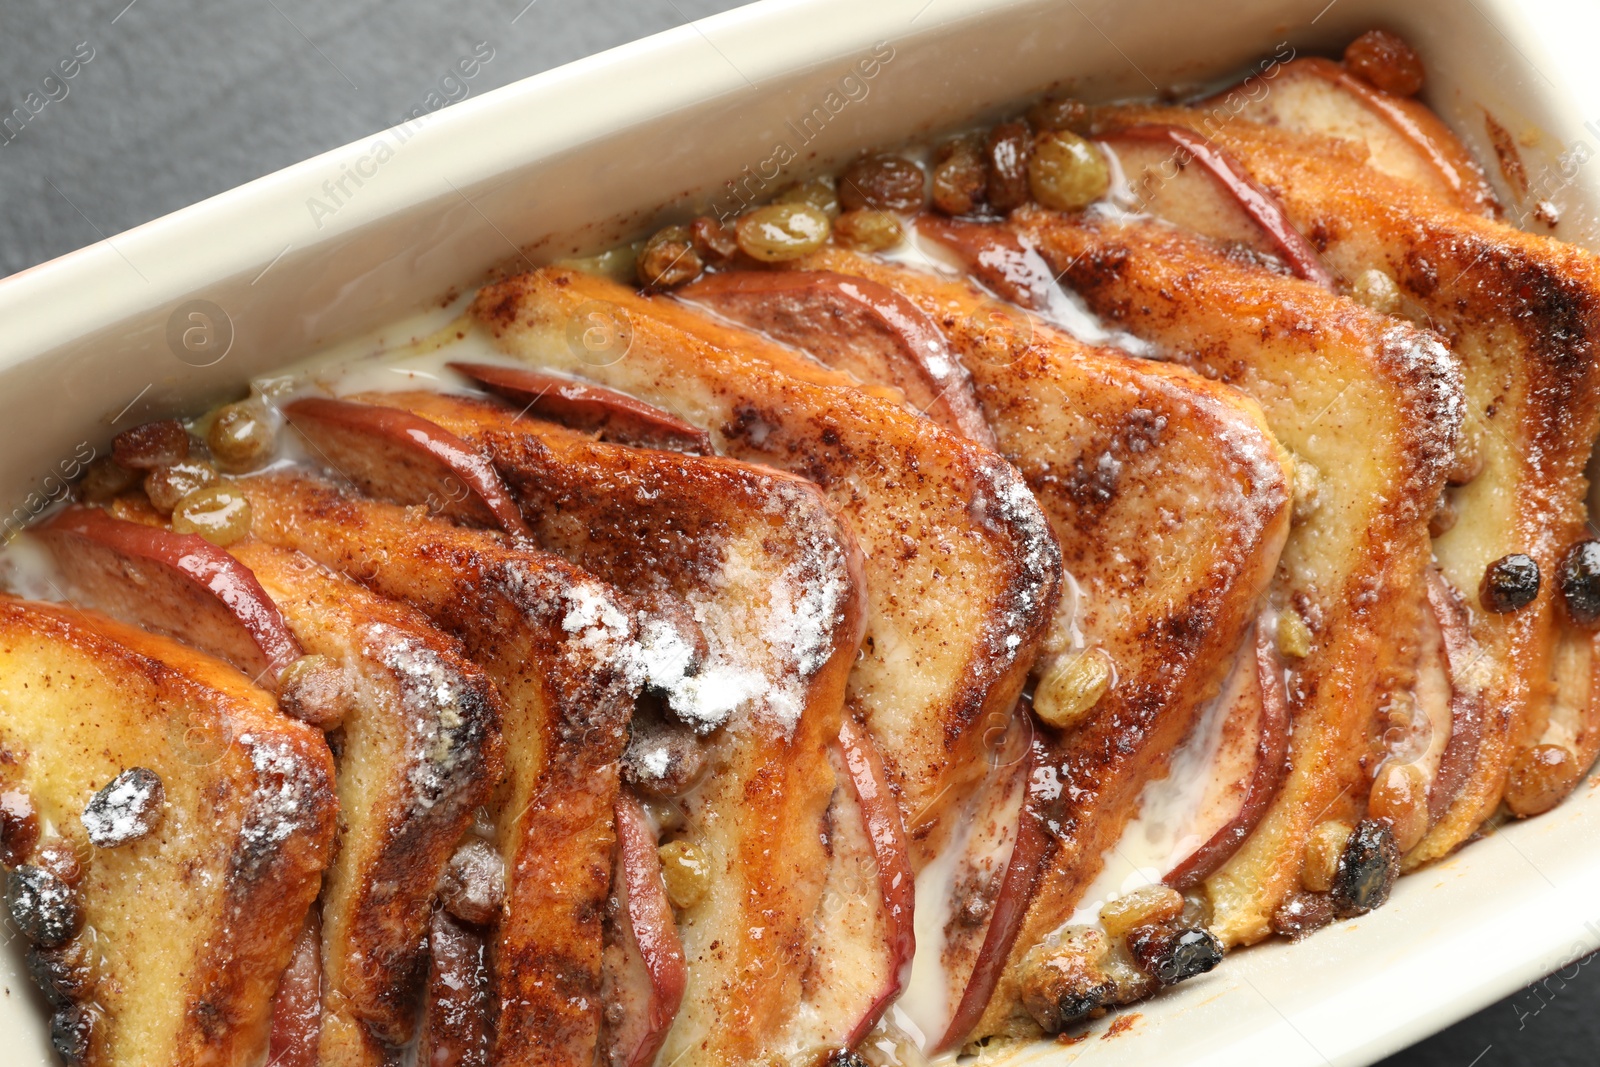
[3,27,1598,1067]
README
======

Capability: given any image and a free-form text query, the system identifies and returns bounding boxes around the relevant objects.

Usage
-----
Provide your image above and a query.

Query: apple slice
[1207,56,1498,216]
[419,909,493,1067]
[451,362,713,454]
[939,729,1052,1052]
[679,272,995,446]
[38,505,302,684]
[268,911,322,1067]
[284,396,532,538]
[1164,621,1290,889]
[610,792,688,1067]
[1092,124,1335,287]
[837,718,916,1024]
[817,718,916,1046]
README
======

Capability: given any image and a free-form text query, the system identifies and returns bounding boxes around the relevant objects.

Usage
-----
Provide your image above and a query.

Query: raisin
[51,1004,98,1067]
[1329,818,1399,917]
[27,938,98,1008]
[144,460,220,514]
[985,121,1033,212]
[112,419,189,470]
[79,457,137,502]
[440,839,506,926]
[0,789,40,867]
[1271,891,1337,942]
[206,401,277,472]
[81,767,165,848]
[6,865,84,947]
[622,713,707,799]
[838,153,926,213]
[1480,553,1540,613]
[1126,924,1223,986]
[1558,540,1600,628]
[688,217,739,265]
[1028,96,1091,134]
[736,204,831,262]
[637,225,704,290]
[826,1052,870,1067]
[1505,743,1581,817]
[1344,29,1425,97]
[931,136,987,216]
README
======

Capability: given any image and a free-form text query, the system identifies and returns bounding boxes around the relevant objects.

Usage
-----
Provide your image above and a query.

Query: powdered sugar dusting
[234,733,322,880]
[366,622,488,808]
[970,455,1063,678]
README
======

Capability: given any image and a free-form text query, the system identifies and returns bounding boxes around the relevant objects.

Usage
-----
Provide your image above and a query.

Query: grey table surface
[1,1,1595,1064]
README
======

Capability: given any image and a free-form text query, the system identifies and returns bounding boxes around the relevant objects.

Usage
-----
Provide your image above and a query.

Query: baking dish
[3,0,1600,1063]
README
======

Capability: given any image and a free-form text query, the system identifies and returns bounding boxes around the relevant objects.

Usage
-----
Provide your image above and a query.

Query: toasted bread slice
[468,267,1061,863]
[226,540,504,1059]
[1096,103,1600,861]
[235,471,640,1067]
[1007,207,1464,940]
[36,510,507,1061]
[681,246,1292,1040]
[331,389,883,1062]
[0,597,336,1067]
[1212,56,1497,215]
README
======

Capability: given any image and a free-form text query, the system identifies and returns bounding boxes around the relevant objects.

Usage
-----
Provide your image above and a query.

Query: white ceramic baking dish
[4,0,1600,1063]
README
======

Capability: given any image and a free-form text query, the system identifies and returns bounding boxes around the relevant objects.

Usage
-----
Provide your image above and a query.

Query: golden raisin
[79,458,137,502]
[112,420,189,470]
[206,401,277,472]
[171,485,252,546]
[833,209,903,252]
[1505,743,1581,817]
[1028,96,1091,135]
[636,225,704,289]
[838,153,925,213]
[1301,819,1353,893]
[1368,762,1428,852]
[144,460,220,514]
[1277,610,1313,660]
[776,177,841,218]
[1028,130,1110,211]
[1099,885,1184,941]
[1349,268,1402,315]
[931,136,987,216]
[658,839,710,909]
[736,204,831,262]
[1344,29,1425,97]
[985,122,1033,212]
[1033,649,1113,730]
[277,654,349,730]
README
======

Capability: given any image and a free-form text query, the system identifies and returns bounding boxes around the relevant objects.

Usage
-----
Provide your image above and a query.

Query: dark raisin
[1344,29,1425,97]
[0,788,40,867]
[985,121,1033,212]
[1330,818,1399,917]
[34,842,85,886]
[6,865,84,947]
[622,709,708,799]
[1270,891,1337,942]
[1558,540,1600,628]
[79,457,138,502]
[688,216,739,265]
[440,839,506,926]
[931,136,988,216]
[50,1004,98,1067]
[27,938,97,1008]
[637,225,704,290]
[1019,938,1114,1033]
[1028,96,1091,134]
[1126,924,1224,986]
[81,767,165,848]
[111,419,189,470]
[826,1051,871,1067]
[839,153,926,213]
[1480,553,1540,613]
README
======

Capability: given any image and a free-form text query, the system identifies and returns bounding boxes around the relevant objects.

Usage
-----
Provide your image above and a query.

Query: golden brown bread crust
[226,540,505,1054]
[0,597,336,1067]
[1010,207,1463,942]
[718,245,1290,1039]
[236,472,638,1067]
[352,389,872,1062]
[470,268,1060,864]
[1097,103,1600,865]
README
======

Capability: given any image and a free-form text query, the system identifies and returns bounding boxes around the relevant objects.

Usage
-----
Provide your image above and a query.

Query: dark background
[1,1,1593,1063]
